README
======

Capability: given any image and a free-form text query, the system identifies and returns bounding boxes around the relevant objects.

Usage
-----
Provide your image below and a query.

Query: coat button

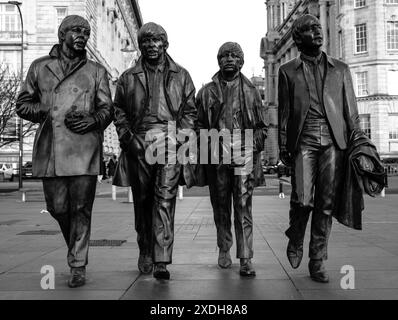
[53,106,58,111]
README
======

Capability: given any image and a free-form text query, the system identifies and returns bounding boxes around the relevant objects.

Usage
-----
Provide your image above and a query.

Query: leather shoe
[153,263,170,280]
[309,259,329,283]
[286,240,303,269]
[138,254,153,274]
[239,258,256,277]
[68,267,86,288]
[218,250,232,268]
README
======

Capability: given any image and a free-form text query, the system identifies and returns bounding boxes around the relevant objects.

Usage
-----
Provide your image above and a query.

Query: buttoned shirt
[301,52,326,119]
[220,76,242,131]
[138,61,172,132]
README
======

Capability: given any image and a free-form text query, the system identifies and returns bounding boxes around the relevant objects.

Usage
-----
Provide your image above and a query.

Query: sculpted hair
[217,42,244,65]
[137,22,169,49]
[291,14,320,51]
[58,15,91,43]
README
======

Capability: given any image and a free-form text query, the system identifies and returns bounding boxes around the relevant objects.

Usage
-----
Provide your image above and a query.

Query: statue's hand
[280,147,293,167]
[127,134,145,155]
[38,104,50,122]
[254,129,265,153]
[357,154,374,171]
[64,110,97,134]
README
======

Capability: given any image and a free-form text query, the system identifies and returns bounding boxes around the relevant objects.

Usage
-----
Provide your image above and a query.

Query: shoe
[138,254,153,274]
[218,250,232,268]
[239,259,256,277]
[153,263,170,280]
[286,240,303,269]
[309,259,329,283]
[68,267,86,288]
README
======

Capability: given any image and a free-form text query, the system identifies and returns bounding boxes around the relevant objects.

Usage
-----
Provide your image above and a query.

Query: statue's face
[140,34,166,63]
[218,51,243,75]
[62,25,90,52]
[297,16,323,51]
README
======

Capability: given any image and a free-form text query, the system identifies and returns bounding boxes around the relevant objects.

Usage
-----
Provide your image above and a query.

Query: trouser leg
[232,171,255,259]
[129,134,156,257]
[285,145,317,244]
[309,144,344,260]
[67,175,97,268]
[208,165,233,252]
[153,163,181,263]
[42,177,70,244]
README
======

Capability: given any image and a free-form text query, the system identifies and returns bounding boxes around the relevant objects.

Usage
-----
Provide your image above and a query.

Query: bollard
[178,185,183,200]
[112,185,117,201]
[279,180,285,199]
[380,187,385,198]
[127,187,133,203]
[21,190,26,202]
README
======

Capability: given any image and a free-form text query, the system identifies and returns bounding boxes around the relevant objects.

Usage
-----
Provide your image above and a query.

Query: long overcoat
[16,45,113,177]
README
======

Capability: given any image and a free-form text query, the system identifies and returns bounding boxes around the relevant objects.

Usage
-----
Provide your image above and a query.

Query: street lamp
[0,1,23,189]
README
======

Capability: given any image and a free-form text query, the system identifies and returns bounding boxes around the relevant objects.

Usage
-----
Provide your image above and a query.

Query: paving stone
[122,278,302,300]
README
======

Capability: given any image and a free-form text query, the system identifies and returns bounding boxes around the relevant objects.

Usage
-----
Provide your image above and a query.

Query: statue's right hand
[39,104,50,121]
[127,135,143,154]
[280,148,293,167]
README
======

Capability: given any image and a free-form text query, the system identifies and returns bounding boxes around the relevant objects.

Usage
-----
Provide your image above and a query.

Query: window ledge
[354,5,369,10]
[354,51,369,56]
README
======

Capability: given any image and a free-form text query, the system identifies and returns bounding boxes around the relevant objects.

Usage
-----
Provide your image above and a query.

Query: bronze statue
[278,14,362,282]
[16,15,113,288]
[196,42,267,276]
[113,22,197,280]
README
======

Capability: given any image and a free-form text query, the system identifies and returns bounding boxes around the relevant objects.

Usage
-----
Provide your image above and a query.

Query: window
[355,0,366,8]
[55,7,67,29]
[386,0,398,4]
[355,24,367,53]
[387,21,398,50]
[356,71,368,96]
[339,31,344,58]
[0,4,20,35]
[389,114,398,139]
[388,70,398,95]
[270,5,274,29]
[282,3,286,20]
[359,114,371,139]
[276,5,281,27]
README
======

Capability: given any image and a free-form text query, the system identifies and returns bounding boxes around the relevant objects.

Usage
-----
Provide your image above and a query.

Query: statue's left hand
[357,154,374,171]
[65,111,97,134]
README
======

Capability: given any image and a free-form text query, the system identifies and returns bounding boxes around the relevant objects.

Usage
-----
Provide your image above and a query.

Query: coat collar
[46,44,87,83]
[210,71,255,98]
[294,51,335,70]
[131,53,180,75]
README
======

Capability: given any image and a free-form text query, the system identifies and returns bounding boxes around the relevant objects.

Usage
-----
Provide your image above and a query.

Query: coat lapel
[46,44,88,88]
[209,73,224,128]
[45,60,64,83]
[131,58,147,93]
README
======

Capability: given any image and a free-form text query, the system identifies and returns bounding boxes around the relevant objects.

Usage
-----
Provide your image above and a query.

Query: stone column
[319,0,328,53]
[328,1,337,57]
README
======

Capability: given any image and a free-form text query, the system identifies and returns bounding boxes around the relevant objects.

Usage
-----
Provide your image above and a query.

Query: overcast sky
[138,0,267,89]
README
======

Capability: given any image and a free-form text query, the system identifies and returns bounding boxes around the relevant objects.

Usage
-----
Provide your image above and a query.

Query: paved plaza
[0,180,397,300]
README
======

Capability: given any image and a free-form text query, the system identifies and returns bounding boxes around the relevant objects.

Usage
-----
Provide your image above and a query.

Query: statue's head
[217,42,244,79]
[292,14,323,52]
[58,15,91,53]
[138,22,168,64]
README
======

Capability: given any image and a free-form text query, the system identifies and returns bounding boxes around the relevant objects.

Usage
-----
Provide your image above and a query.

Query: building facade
[0,0,142,167]
[261,0,398,165]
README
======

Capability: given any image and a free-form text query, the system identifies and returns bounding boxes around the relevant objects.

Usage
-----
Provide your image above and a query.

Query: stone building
[0,0,142,167]
[261,0,398,165]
